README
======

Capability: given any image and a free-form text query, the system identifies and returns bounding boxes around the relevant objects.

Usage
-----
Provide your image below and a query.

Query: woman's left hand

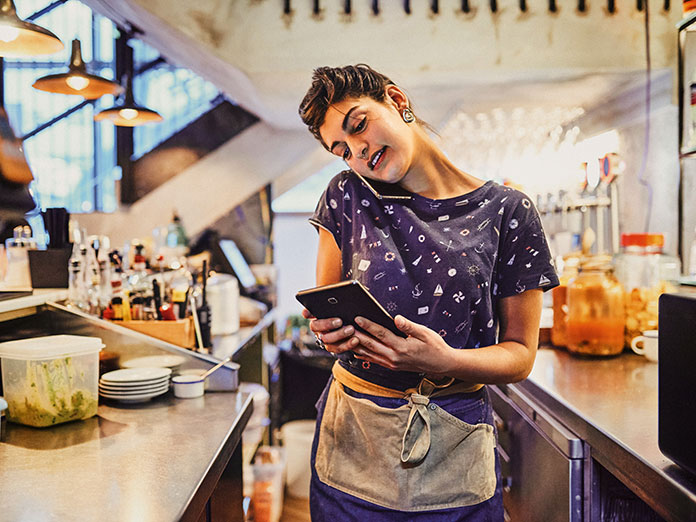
[350,315,455,375]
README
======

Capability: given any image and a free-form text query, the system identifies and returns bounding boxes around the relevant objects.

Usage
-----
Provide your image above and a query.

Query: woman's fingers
[310,317,343,334]
[320,324,355,345]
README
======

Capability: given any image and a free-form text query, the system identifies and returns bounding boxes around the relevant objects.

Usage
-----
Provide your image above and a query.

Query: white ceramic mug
[630,330,659,363]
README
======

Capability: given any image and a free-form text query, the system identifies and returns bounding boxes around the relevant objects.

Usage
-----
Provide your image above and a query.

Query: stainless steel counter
[0,391,253,522]
[521,348,696,522]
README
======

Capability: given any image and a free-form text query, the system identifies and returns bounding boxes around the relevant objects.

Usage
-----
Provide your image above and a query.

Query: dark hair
[299,64,396,148]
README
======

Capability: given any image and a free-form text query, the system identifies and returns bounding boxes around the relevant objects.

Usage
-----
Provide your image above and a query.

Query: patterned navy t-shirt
[309,170,559,390]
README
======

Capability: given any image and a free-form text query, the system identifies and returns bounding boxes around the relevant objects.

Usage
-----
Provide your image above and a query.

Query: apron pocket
[314,381,497,512]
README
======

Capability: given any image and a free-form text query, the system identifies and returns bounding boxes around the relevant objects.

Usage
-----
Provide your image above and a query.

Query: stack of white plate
[99,367,172,403]
[121,354,186,373]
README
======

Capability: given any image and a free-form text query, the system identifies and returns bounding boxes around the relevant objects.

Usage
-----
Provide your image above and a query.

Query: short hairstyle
[298,64,395,149]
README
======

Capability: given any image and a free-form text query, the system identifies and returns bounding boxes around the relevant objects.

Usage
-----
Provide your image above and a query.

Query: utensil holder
[27,247,71,288]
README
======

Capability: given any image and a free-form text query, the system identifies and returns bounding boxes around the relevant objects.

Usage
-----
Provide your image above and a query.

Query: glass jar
[566,256,625,356]
[551,255,579,348]
[614,233,681,347]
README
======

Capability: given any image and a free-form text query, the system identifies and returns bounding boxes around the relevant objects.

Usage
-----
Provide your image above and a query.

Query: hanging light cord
[636,0,653,233]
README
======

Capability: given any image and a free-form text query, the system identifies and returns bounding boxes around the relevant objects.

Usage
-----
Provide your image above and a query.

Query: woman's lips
[369,146,386,170]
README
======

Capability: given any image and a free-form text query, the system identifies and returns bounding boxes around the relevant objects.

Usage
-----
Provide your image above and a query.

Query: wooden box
[119,317,196,348]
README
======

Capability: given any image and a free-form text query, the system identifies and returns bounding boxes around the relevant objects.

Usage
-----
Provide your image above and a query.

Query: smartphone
[295,280,406,338]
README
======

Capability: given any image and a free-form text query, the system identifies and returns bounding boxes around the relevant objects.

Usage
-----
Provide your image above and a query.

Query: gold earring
[402,108,415,124]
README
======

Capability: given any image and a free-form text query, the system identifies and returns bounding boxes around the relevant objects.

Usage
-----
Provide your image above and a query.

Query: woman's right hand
[301,308,356,354]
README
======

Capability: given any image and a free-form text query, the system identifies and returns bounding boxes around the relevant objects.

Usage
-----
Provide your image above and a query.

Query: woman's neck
[399,132,484,199]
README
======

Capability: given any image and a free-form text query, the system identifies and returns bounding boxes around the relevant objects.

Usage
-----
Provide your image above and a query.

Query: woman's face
[318,92,416,184]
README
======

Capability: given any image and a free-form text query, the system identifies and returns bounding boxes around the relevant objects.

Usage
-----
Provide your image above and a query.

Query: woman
[298,64,559,521]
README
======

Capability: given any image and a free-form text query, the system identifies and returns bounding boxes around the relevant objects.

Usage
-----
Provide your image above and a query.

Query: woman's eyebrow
[330,106,359,153]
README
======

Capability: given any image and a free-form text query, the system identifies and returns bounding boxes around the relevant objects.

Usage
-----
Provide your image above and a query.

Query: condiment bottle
[566,255,625,357]
[551,255,579,348]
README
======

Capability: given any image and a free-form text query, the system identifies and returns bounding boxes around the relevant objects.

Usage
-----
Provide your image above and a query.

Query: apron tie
[400,392,432,464]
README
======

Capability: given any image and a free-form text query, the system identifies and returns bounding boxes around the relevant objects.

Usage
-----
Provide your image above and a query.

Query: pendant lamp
[32,39,124,99]
[0,0,63,57]
[94,73,162,127]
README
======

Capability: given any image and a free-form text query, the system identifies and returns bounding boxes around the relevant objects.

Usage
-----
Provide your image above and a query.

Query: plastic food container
[0,335,103,427]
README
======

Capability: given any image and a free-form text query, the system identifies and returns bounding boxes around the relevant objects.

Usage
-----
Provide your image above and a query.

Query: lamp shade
[0,0,63,57]
[32,39,124,99]
[94,74,162,127]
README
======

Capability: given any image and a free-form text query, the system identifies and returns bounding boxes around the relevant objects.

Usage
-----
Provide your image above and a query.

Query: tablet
[295,280,406,338]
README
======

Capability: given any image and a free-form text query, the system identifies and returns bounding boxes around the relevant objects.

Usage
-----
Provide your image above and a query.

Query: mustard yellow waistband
[331,361,483,399]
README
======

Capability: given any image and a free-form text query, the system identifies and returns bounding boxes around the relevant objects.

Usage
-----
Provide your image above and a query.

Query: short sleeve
[495,193,559,298]
[308,171,347,246]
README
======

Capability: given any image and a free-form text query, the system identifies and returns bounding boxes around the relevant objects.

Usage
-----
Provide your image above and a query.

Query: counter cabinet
[492,347,696,522]
[0,294,276,522]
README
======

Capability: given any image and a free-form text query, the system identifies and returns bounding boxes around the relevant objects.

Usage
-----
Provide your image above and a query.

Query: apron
[313,362,498,512]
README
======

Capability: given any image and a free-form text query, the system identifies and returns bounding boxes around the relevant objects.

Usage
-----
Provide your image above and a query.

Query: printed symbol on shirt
[494,226,500,237]
[329,198,338,209]
[408,226,414,234]
[443,227,451,232]
[384,205,394,214]
[487,319,494,328]
[434,284,444,296]
[521,199,531,209]
[455,322,468,334]
[418,306,429,315]
[468,265,480,276]
[429,201,442,210]
[432,252,442,263]
[525,263,532,268]
[474,297,482,305]
[412,284,423,298]
[507,254,516,266]
[388,285,399,291]
[386,302,398,313]
[515,280,526,293]
[460,228,470,237]
[526,247,539,256]
[438,329,447,337]
[361,199,370,207]
[367,240,382,249]
[474,242,485,254]
[338,179,346,191]
[500,196,509,203]
[448,268,457,277]
[342,212,353,223]
[360,225,367,239]
[478,281,490,289]
[344,192,351,200]
[478,198,490,208]
[453,291,465,303]
[412,255,422,266]
[455,199,469,206]
[442,311,452,318]
[539,274,552,286]
[478,218,491,231]
[358,259,371,271]
[391,218,401,230]
[438,215,450,222]
[426,268,433,274]
[440,240,454,251]
[384,252,396,261]
[400,267,407,274]
[509,219,519,230]
[498,207,505,215]
[418,234,426,243]
[373,272,386,280]
[493,283,499,295]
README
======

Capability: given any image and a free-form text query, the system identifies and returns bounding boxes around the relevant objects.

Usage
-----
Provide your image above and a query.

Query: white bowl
[172,374,205,398]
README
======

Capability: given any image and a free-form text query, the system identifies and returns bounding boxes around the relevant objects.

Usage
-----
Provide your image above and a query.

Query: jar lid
[621,233,664,248]
[0,335,104,360]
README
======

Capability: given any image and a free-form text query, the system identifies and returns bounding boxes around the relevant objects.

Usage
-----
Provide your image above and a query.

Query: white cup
[630,330,659,363]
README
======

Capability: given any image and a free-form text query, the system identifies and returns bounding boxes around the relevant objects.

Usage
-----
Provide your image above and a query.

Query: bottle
[566,256,625,356]
[551,255,580,348]
[68,241,87,309]
[127,244,150,294]
[3,225,36,288]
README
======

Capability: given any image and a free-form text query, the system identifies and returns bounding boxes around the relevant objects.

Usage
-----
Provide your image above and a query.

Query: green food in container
[0,335,103,428]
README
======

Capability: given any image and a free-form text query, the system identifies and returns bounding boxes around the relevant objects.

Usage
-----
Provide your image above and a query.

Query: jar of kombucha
[566,256,625,356]
[551,255,580,348]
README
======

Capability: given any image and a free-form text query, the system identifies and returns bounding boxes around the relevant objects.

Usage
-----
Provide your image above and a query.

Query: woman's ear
[385,85,409,112]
